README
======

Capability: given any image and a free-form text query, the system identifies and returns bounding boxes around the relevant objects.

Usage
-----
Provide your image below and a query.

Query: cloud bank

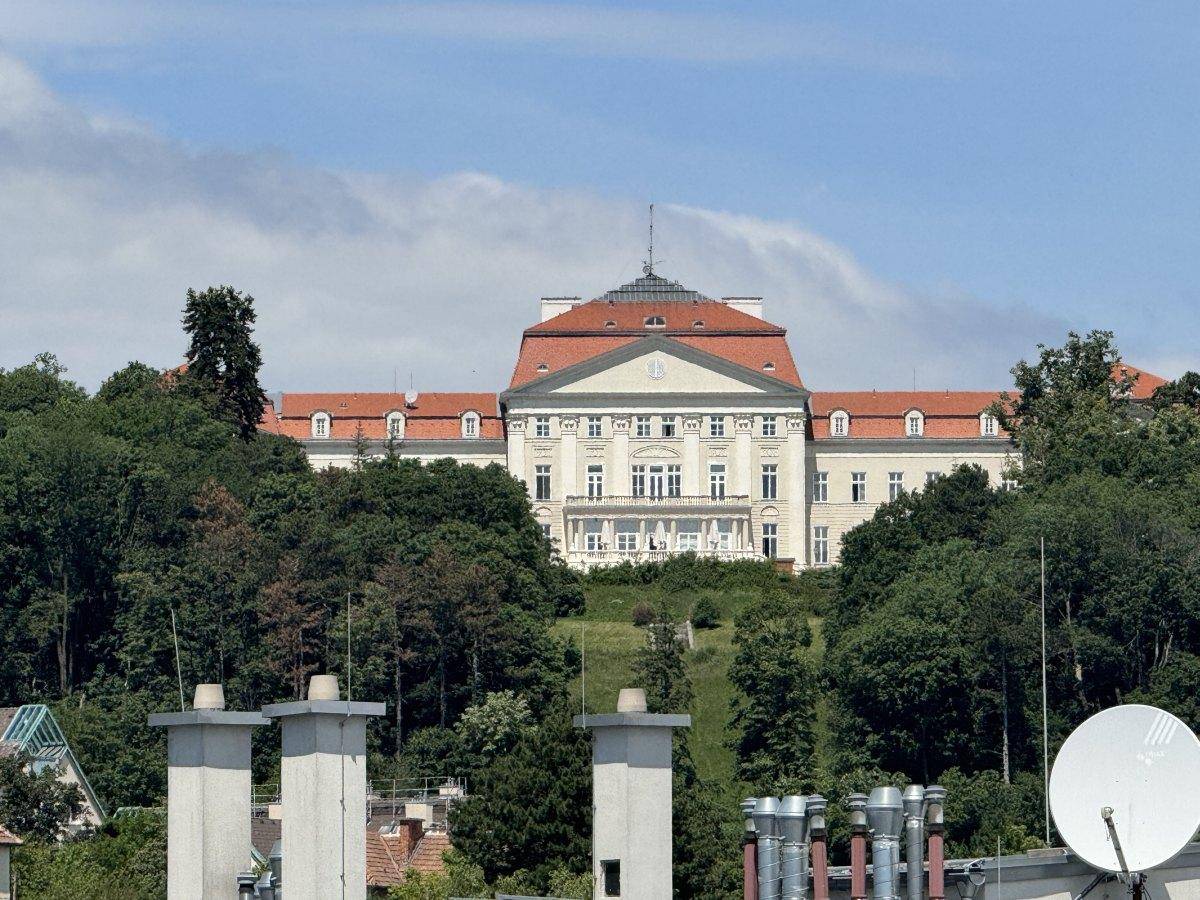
[0,51,1058,394]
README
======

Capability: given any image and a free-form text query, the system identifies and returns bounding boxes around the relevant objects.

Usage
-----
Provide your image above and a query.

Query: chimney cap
[616,688,647,713]
[308,674,340,701]
[193,684,225,710]
[866,786,905,838]
[752,796,780,838]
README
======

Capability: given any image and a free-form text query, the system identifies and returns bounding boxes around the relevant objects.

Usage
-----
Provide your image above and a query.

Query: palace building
[263,271,1159,570]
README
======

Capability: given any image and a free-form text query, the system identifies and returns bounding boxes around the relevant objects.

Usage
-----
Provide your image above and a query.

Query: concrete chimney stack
[149,684,267,899]
[575,688,690,899]
[263,674,384,900]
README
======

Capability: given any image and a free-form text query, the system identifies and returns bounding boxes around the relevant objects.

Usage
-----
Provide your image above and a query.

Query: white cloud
[0,50,1057,394]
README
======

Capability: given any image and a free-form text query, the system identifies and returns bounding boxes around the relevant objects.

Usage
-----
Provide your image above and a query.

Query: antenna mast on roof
[643,203,655,276]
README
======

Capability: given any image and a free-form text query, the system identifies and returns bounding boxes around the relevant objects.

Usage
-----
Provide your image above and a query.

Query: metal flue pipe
[754,796,782,900]
[777,795,808,900]
[903,785,926,900]
[847,793,869,900]
[866,787,904,900]
[925,785,946,900]
[807,795,830,900]
[743,797,760,900]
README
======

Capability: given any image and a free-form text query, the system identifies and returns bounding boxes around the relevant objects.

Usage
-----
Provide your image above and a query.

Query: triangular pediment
[501,336,808,399]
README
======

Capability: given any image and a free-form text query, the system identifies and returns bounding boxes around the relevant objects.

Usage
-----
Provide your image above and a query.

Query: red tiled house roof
[1114,363,1169,400]
[510,274,803,389]
[809,391,1008,439]
[266,392,503,441]
[365,821,451,888]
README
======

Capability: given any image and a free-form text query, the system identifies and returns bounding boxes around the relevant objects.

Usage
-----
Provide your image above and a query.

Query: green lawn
[554,583,824,791]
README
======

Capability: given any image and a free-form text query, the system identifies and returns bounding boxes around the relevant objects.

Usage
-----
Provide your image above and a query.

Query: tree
[1151,371,1200,411]
[0,752,84,841]
[181,285,264,440]
[451,707,591,889]
[633,616,692,714]
[728,595,818,789]
[454,690,534,771]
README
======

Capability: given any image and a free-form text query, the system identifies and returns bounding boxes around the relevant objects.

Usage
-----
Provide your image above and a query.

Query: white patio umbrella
[654,520,668,549]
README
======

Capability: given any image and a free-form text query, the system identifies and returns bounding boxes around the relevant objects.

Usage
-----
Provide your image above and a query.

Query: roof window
[763,362,776,371]
[536,363,549,373]
[693,320,705,329]
[604,320,616,329]
[644,315,666,328]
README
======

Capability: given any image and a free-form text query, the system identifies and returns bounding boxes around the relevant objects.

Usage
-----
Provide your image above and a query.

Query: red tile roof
[364,824,451,887]
[407,830,452,873]
[511,301,802,389]
[265,393,503,441]
[366,829,404,886]
[1115,363,1169,400]
[810,391,1007,439]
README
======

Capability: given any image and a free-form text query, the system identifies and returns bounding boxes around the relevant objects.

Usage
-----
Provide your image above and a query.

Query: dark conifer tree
[182,284,265,440]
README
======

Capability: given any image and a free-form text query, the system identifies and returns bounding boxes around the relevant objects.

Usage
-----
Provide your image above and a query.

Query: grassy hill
[552,575,827,792]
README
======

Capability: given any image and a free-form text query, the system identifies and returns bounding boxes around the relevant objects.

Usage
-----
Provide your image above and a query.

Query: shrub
[631,600,655,626]
[690,595,719,629]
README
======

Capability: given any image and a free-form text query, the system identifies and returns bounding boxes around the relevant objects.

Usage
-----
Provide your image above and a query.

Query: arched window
[763,361,776,372]
[980,412,998,437]
[385,411,405,440]
[311,411,331,439]
[536,363,549,373]
[643,315,666,328]
[692,320,705,329]
[604,320,616,329]
[905,409,925,437]
[461,411,481,439]
[830,409,850,437]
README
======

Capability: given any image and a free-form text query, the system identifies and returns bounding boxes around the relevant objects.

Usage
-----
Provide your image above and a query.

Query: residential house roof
[263,392,503,441]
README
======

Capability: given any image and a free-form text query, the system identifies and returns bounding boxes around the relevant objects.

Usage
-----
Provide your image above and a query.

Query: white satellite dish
[1049,704,1200,874]
[404,390,419,407]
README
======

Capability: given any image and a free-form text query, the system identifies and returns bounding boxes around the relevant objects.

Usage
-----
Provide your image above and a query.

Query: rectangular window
[540,523,551,540]
[761,464,778,500]
[534,465,551,500]
[1001,476,1018,491]
[888,471,904,501]
[762,415,777,437]
[908,414,923,436]
[587,415,602,438]
[666,465,682,497]
[534,416,550,438]
[676,531,699,551]
[708,415,725,437]
[631,465,646,498]
[635,415,652,438]
[587,464,604,498]
[762,522,778,558]
[600,864,619,897]
[661,415,677,438]
[616,531,638,552]
[315,418,327,437]
[585,531,603,551]
[925,471,941,487]
[709,463,726,500]
[851,472,867,503]
[813,526,829,565]
[982,414,997,437]
[812,471,828,503]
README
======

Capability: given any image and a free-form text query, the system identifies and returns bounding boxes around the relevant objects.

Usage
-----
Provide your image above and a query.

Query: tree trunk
[58,570,70,696]
[438,641,447,728]
[394,647,404,755]
[1001,655,1011,785]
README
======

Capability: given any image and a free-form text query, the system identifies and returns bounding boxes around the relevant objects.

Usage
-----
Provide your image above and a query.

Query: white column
[576,690,690,900]
[682,416,702,495]
[263,676,385,900]
[506,414,527,492]
[560,415,578,499]
[149,685,267,900]
[786,413,807,568]
[733,414,753,498]
[612,415,631,495]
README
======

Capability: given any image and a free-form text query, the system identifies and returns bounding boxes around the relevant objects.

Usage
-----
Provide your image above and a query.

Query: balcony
[565,547,761,570]
[564,494,751,513]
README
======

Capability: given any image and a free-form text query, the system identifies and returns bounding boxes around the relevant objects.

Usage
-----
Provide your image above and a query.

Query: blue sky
[2,2,1198,391]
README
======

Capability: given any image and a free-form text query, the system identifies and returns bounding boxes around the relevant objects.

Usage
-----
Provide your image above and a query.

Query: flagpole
[1041,536,1051,846]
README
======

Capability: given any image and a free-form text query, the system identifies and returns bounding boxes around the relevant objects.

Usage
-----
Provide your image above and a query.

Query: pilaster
[612,414,631,495]
[734,413,754,497]
[506,414,527,492]
[682,415,702,495]
[560,415,579,498]
[786,413,807,566]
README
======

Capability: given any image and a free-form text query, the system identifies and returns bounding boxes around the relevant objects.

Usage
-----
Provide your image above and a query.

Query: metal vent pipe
[847,793,868,900]
[777,795,808,900]
[743,798,760,900]
[753,796,782,900]
[925,785,946,900]
[807,795,829,900]
[903,785,925,900]
[866,787,904,900]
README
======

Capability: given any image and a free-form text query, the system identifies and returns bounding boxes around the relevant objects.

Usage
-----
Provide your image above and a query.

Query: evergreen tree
[0,752,84,841]
[181,284,264,440]
[633,616,693,714]
[727,595,818,790]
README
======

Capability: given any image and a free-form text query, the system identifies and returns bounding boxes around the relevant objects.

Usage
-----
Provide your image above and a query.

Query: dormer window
[644,315,666,328]
[604,320,616,329]
[461,411,480,439]
[906,409,925,437]
[311,411,331,439]
[386,411,405,440]
[763,362,776,372]
[692,320,705,329]
[536,363,549,373]
[830,409,849,437]
[980,413,998,437]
